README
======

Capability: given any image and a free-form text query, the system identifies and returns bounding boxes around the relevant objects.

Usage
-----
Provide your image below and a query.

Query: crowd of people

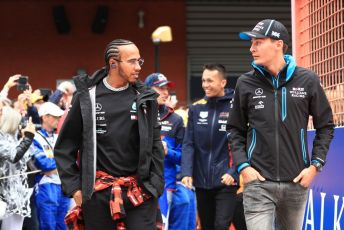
[0,19,334,230]
[0,75,76,230]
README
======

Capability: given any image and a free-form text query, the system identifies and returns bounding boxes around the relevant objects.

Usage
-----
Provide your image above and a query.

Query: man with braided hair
[54,39,165,229]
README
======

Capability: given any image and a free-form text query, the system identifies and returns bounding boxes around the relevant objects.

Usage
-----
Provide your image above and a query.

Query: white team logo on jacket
[255,88,263,95]
[130,102,138,120]
[255,101,265,110]
[199,111,208,118]
[253,88,266,99]
[197,111,208,125]
[95,103,102,112]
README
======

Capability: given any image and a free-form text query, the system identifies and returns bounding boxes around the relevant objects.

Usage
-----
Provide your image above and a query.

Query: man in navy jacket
[181,64,238,230]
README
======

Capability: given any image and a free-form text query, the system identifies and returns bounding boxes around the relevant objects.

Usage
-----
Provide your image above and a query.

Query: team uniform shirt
[95,81,140,177]
[32,128,60,185]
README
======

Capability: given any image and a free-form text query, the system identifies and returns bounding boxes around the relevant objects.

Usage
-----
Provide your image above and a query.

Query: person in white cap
[31,102,71,229]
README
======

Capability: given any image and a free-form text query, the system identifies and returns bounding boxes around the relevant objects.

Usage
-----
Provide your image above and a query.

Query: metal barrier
[0,170,41,180]
[293,0,344,128]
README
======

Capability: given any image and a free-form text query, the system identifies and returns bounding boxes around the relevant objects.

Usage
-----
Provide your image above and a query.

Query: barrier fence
[293,0,344,128]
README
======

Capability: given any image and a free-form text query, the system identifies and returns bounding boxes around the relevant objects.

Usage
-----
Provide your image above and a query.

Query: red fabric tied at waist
[94,170,151,220]
[65,170,151,230]
[65,206,84,230]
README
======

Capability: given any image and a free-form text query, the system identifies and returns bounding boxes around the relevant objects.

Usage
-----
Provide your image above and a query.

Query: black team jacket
[54,67,165,201]
[227,55,334,181]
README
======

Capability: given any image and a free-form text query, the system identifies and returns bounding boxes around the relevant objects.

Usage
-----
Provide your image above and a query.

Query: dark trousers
[82,187,157,230]
[232,193,247,230]
[22,193,39,230]
[196,186,237,230]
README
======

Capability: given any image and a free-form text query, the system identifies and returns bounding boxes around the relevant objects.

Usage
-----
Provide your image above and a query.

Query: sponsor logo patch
[255,101,265,110]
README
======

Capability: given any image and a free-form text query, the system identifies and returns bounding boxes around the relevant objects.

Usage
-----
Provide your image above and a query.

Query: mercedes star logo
[95,103,102,112]
[255,88,264,95]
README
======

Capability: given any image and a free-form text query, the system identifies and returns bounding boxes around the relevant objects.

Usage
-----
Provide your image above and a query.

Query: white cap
[38,102,64,117]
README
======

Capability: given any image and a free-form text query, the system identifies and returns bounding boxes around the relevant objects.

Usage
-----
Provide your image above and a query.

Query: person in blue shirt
[181,64,239,230]
[32,102,70,230]
[145,73,196,230]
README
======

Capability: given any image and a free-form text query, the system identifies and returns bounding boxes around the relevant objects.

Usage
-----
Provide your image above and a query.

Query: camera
[16,76,29,91]
[19,116,41,131]
[39,88,53,101]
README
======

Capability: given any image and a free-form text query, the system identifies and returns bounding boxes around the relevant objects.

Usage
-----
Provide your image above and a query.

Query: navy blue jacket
[181,89,238,189]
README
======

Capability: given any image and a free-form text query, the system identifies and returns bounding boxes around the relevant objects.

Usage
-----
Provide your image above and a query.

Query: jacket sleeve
[309,76,334,165]
[0,132,34,163]
[54,93,83,197]
[12,132,34,163]
[226,79,250,172]
[163,136,182,165]
[150,102,165,195]
[164,116,185,165]
[181,105,195,177]
[26,105,41,125]
[49,89,64,105]
[226,146,239,182]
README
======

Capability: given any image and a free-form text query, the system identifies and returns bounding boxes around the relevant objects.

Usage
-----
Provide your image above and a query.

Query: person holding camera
[0,75,20,101]
[0,101,36,230]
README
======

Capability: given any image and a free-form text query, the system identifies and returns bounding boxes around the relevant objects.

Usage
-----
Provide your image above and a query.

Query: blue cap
[144,73,175,87]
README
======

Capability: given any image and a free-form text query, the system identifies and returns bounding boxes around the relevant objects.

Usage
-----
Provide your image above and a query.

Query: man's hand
[73,190,83,207]
[221,173,235,186]
[161,141,168,155]
[165,95,178,109]
[241,166,265,184]
[293,165,317,188]
[181,176,193,189]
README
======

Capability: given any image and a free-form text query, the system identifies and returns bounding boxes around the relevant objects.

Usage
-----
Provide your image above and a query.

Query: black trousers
[82,187,157,230]
[232,192,247,230]
[196,186,237,230]
[22,193,39,230]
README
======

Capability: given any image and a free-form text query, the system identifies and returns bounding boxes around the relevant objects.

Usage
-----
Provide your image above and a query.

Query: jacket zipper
[208,104,217,188]
[274,89,280,181]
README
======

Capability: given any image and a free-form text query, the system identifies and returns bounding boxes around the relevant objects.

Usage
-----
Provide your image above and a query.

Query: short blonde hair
[0,106,22,136]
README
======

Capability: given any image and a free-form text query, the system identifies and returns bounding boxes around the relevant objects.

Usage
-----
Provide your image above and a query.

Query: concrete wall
[0,1,187,103]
